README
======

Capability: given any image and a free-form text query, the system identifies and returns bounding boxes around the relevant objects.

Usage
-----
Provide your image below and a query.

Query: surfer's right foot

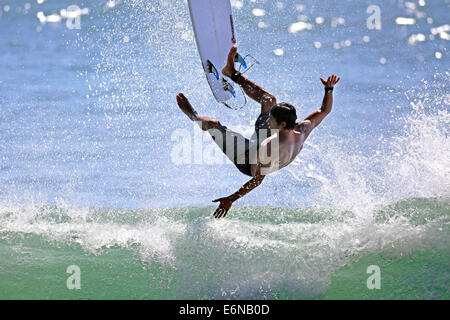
[176,93,222,130]
[222,45,238,78]
[176,93,198,121]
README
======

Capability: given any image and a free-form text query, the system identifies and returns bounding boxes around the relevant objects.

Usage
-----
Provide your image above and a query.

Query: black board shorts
[207,111,271,177]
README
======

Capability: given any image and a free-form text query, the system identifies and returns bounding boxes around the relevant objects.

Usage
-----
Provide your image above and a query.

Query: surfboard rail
[187,0,237,104]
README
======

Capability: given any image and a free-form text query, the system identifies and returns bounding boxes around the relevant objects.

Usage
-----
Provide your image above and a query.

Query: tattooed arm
[234,75,277,113]
[222,46,277,113]
[212,174,265,219]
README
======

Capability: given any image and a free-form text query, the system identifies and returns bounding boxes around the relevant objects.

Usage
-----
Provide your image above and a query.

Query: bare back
[251,120,311,176]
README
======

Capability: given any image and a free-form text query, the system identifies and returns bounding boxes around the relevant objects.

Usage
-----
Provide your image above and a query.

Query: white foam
[287,75,450,214]
[0,202,186,264]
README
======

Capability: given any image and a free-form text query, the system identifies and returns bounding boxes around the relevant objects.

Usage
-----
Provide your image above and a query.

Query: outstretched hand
[212,196,233,219]
[320,74,340,88]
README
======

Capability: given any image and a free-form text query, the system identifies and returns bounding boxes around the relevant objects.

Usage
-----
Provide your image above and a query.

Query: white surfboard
[187,0,238,104]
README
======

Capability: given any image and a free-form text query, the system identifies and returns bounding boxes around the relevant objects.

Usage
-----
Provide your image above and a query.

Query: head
[268,103,297,131]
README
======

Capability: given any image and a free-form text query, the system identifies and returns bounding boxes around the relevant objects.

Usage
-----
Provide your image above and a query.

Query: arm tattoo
[235,75,272,104]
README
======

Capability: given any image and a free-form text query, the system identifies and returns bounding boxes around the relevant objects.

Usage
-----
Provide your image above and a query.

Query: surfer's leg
[222,46,277,114]
[176,94,252,176]
[176,93,222,131]
[207,126,252,177]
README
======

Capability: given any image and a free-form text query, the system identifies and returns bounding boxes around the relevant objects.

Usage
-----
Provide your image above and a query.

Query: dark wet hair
[270,103,297,130]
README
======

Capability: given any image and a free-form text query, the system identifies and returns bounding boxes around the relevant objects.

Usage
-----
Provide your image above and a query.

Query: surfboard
[187,0,238,104]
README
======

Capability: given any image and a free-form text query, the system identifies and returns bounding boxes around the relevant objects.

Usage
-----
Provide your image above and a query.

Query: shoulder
[294,120,312,134]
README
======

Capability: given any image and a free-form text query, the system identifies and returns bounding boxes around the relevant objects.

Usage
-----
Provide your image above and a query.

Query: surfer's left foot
[222,45,238,78]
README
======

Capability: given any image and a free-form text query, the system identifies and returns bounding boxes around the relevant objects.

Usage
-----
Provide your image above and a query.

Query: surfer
[176,45,340,218]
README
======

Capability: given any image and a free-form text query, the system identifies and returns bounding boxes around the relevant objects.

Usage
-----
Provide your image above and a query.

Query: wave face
[0,0,449,299]
[0,199,448,299]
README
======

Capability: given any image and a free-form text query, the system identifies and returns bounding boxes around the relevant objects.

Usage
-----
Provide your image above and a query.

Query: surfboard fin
[234,53,247,69]
[221,80,247,110]
[237,54,260,75]
[206,60,219,80]
[222,79,236,98]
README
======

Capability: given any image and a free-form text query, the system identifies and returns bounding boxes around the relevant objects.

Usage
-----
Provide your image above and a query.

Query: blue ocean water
[0,0,449,299]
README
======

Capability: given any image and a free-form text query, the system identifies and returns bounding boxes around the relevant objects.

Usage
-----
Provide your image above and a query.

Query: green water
[324,247,449,300]
[0,198,448,299]
[0,237,165,299]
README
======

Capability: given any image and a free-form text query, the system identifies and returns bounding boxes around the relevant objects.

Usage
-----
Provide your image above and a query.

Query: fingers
[330,74,340,83]
[213,205,229,219]
[213,207,227,219]
[321,75,340,86]
[331,75,340,85]
[217,209,228,218]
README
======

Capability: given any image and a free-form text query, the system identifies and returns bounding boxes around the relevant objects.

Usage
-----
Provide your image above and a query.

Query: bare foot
[176,93,198,121]
[222,45,237,78]
[176,93,221,130]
